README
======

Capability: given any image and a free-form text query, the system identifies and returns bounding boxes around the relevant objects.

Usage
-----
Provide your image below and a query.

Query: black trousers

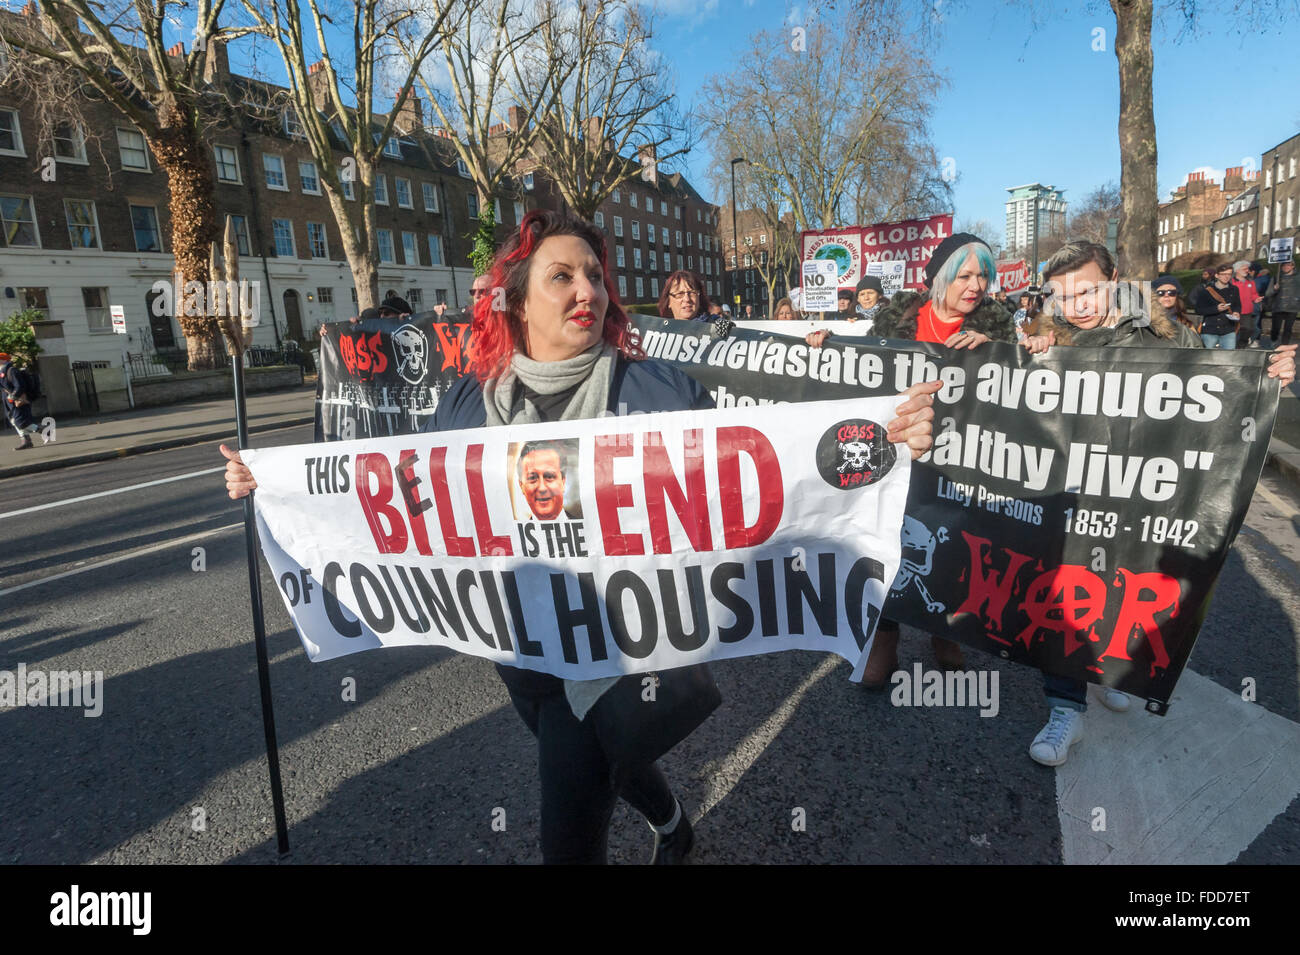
[498,666,676,864]
[1270,311,1296,346]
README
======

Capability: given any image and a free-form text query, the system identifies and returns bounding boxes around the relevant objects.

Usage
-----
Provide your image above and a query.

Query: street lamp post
[1031,190,1040,286]
[731,157,745,312]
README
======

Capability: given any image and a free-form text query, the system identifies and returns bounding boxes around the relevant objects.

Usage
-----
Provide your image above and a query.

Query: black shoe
[14,434,32,450]
[650,809,694,865]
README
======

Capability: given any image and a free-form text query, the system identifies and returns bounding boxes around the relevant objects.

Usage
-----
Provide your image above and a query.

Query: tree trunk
[325,179,378,311]
[1112,0,1156,279]
[149,118,224,370]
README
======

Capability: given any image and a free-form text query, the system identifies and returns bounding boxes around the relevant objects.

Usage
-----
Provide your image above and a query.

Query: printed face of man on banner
[513,439,580,521]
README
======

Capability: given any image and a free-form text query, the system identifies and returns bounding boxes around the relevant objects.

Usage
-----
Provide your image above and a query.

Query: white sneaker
[1095,686,1130,712]
[1029,707,1084,767]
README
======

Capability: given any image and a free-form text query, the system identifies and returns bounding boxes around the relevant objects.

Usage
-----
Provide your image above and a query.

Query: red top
[1233,279,1259,316]
[916,301,963,343]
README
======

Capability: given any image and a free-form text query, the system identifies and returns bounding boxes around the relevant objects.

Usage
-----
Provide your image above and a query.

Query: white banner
[244,399,909,680]
[741,320,882,338]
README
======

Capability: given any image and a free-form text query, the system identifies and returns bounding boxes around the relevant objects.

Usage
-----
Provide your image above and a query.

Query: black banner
[627,316,1280,712]
[314,312,471,442]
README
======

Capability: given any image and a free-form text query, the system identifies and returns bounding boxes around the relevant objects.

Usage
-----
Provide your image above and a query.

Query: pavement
[0,381,318,479]
[3,376,1298,491]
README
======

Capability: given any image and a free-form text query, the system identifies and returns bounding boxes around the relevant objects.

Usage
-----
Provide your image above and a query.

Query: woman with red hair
[221,209,940,864]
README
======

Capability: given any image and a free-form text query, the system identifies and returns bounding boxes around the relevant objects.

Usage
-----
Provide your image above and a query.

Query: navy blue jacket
[422,355,714,433]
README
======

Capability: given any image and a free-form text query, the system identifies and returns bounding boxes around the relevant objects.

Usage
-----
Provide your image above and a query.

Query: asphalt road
[1,429,1298,865]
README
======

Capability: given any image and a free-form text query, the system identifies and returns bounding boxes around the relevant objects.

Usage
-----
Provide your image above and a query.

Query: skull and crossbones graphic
[837,439,873,473]
[890,515,950,613]
[391,325,428,384]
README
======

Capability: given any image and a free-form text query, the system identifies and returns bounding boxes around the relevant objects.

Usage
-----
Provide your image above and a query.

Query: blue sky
[657,0,1300,243]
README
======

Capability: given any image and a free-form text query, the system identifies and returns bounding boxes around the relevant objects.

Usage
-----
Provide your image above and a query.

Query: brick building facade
[0,27,518,374]
[491,114,724,309]
[1158,167,1254,270]
[1261,132,1300,257]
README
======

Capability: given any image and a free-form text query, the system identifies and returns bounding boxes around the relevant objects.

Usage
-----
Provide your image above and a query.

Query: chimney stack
[508,106,527,131]
[167,41,184,58]
[392,85,423,133]
[202,40,229,84]
[306,60,333,113]
[638,144,658,185]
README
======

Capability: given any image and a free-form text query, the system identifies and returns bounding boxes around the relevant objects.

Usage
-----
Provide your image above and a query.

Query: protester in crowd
[802,275,886,346]
[1232,260,1261,347]
[1152,275,1198,332]
[744,304,756,320]
[773,297,795,321]
[1264,258,1299,346]
[221,209,944,863]
[807,233,1013,685]
[1200,267,1214,287]
[1190,263,1242,349]
[0,352,45,451]
[658,269,713,321]
[1020,242,1294,766]
[378,295,412,319]
[707,302,723,316]
[836,289,854,315]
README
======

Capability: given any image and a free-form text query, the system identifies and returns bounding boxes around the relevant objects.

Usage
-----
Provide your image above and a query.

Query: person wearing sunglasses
[1152,275,1198,333]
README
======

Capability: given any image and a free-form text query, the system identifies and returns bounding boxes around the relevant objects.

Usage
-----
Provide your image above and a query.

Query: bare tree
[0,1,258,368]
[1068,181,1122,245]
[953,218,1005,255]
[699,18,946,236]
[402,0,556,218]
[239,0,460,310]
[511,0,690,220]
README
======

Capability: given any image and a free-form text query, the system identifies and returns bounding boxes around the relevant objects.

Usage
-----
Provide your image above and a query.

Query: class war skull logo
[390,324,428,384]
[816,418,896,490]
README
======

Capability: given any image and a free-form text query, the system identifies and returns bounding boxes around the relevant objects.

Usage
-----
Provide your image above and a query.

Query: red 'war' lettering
[354,453,408,554]
[1014,564,1108,651]
[716,426,782,548]
[1100,569,1179,675]
[594,434,644,555]
[955,532,1034,639]
[643,429,713,554]
[465,443,512,556]
[427,446,475,557]
[433,323,470,373]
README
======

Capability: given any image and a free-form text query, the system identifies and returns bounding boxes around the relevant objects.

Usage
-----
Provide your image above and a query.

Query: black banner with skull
[314,312,472,442]
[626,316,1280,713]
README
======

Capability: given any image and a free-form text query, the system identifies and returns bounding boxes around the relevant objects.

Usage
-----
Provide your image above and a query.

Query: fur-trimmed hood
[871,291,1016,343]
[1031,285,1202,349]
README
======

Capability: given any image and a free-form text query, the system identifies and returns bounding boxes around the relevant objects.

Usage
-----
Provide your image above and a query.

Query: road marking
[1255,480,1299,520]
[0,522,241,597]
[1056,669,1300,864]
[0,467,225,520]
[693,655,839,823]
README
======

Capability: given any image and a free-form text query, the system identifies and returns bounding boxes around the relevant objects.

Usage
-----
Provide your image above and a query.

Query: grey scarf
[482,341,620,719]
[483,342,617,427]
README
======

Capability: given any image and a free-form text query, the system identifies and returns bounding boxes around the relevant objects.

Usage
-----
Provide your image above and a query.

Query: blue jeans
[1200,331,1236,349]
[1043,672,1087,712]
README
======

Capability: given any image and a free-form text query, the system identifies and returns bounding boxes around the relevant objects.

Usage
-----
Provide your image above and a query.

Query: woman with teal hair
[856,233,1015,686]
[870,233,1014,346]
